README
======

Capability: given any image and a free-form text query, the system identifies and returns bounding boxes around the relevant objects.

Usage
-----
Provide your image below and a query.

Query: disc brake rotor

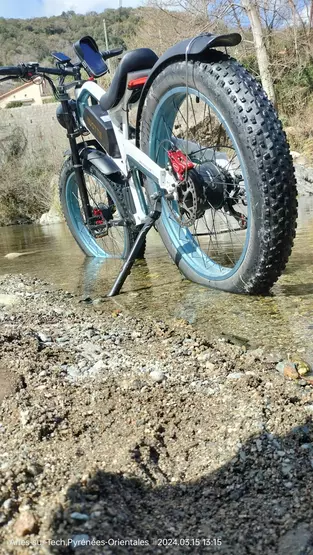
[169,174,199,227]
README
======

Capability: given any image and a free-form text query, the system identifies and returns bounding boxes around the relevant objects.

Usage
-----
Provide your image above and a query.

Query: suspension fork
[60,97,92,221]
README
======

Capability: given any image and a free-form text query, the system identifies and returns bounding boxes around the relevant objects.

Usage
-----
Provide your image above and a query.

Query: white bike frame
[75,78,176,225]
[75,73,232,226]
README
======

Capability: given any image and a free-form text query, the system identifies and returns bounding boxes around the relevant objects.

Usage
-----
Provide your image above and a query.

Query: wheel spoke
[152,89,249,274]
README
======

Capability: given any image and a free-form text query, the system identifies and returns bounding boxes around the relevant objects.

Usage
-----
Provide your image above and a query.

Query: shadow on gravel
[50,420,313,555]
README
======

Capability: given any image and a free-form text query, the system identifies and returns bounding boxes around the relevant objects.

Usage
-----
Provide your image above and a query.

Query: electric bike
[0,33,297,295]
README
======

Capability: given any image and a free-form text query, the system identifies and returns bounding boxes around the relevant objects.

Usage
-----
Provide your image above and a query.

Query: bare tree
[241,0,276,106]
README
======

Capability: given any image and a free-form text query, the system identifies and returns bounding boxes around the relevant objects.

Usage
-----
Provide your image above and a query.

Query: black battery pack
[83,104,121,158]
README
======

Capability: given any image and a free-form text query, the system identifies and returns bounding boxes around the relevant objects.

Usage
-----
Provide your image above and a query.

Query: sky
[0,0,139,19]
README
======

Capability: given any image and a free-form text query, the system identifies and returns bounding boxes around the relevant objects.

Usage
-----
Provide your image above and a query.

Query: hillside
[0,8,141,68]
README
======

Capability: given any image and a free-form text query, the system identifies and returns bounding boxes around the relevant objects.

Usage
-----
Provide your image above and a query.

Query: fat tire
[59,158,145,258]
[140,52,297,294]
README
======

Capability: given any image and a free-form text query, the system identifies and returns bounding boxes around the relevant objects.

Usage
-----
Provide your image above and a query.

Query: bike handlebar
[0,66,24,76]
[0,64,75,79]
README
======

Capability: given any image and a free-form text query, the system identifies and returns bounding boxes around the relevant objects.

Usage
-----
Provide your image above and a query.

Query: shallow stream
[1,197,313,360]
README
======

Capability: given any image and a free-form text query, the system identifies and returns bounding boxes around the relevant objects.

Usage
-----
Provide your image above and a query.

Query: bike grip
[101,47,123,59]
[0,66,23,76]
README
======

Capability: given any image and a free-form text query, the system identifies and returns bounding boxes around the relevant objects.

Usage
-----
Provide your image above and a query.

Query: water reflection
[1,198,313,358]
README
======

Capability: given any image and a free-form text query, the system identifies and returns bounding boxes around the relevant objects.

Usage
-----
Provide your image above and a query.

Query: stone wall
[0,103,68,162]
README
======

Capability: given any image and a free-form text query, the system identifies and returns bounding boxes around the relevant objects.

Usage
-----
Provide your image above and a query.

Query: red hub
[168,149,195,181]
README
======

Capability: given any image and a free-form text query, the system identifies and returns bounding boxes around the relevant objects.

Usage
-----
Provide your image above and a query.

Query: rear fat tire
[140,53,297,294]
[59,158,145,258]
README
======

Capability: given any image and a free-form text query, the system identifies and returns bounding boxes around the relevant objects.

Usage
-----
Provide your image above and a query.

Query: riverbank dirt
[0,274,313,554]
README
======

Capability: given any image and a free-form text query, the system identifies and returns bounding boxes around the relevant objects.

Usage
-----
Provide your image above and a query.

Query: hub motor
[167,149,240,227]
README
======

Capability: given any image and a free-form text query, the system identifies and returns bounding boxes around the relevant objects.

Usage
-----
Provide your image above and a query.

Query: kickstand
[107,193,162,297]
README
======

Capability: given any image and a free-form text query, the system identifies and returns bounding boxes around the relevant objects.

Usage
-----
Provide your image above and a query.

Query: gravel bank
[0,275,313,554]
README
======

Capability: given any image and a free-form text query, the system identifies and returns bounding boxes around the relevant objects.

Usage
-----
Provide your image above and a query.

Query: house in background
[0,78,53,108]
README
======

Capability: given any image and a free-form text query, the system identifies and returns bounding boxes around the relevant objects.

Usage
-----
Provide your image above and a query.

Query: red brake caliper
[167,149,195,181]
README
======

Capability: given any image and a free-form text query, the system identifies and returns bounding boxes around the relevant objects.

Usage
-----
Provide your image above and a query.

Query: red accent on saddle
[127,76,148,89]
[167,149,195,181]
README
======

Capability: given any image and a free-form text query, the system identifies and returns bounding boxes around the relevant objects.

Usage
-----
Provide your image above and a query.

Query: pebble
[276,361,299,380]
[292,358,311,376]
[20,410,30,427]
[13,511,38,537]
[70,512,89,521]
[2,498,14,510]
[89,360,106,374]
[90,511,101,518]
[227,372,244,380]
[150,370,165,383]
[92,298,103,305]
[67,366,81,379]
[37,332,49,343]
[56,336,69,343]
[256,439,262,452]
[205,361,215,371]
[197,351,211,362]
[0,294,20,307]
[281,463,293,475]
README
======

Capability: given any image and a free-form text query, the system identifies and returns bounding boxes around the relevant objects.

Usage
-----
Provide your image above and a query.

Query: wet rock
[4,252,25,259]
[13,511,38,537]
[294,164,313,196]
[150,370,165,383]
[39,207,64,226]
[70,512,89,521]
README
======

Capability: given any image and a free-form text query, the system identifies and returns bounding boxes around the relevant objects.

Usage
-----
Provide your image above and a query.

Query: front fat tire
[59,158,143,259]
[140,53,297,294]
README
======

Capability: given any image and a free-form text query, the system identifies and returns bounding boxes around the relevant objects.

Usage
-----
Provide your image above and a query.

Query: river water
[1,198,313,360]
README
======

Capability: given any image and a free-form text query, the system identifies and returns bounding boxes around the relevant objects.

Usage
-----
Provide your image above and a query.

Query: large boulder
[39,206,64,226]
[294,164,313,196]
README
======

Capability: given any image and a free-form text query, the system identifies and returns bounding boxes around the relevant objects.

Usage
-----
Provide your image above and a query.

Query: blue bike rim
[65,170,128,258]
[149,87,251,281]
